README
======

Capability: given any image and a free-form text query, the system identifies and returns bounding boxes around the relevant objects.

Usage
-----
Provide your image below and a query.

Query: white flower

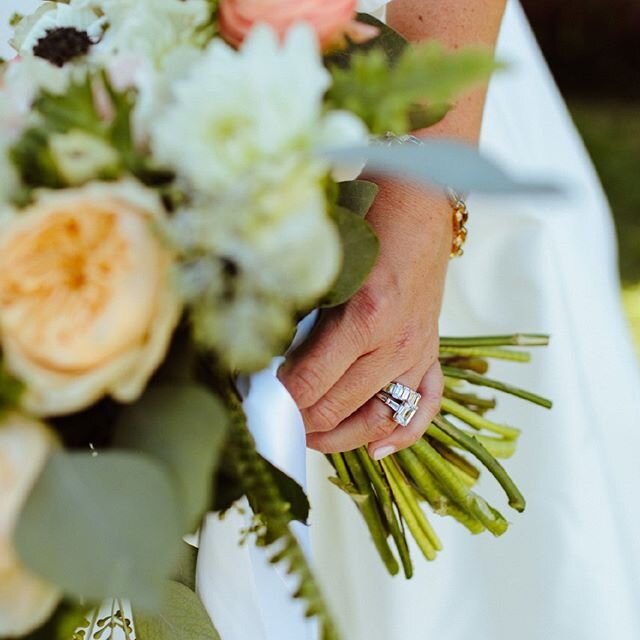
[177,182,342,305]
[49,130,120,185]
[91,0,210,67]
[11,0,105,57]
[0,414,61,638]
[150,24,368,193]
[192,291,293,372]
[0,57,73,128]
[0,180,182,416]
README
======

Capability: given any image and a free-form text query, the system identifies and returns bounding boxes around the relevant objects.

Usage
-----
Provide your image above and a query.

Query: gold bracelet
[448,190,469,258]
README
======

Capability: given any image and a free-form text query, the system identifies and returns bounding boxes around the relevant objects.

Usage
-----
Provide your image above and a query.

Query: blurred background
[522,0,640,349]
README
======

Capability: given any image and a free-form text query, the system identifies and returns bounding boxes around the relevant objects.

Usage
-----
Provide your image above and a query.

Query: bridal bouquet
[0,1,552,639]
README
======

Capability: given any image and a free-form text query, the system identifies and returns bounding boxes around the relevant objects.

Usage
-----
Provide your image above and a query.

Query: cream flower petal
[0,415,61,637]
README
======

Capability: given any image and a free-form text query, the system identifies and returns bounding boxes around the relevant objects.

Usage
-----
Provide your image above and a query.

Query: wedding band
[376,382,421,427]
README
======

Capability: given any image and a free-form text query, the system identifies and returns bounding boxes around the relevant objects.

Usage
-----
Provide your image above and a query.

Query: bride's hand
[278,180,451,459]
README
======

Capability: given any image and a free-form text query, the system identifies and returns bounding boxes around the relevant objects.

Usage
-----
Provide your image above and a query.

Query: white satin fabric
[309,2,640,639]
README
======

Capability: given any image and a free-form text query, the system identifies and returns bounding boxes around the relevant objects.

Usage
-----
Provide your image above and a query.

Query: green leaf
[34,79,104,136]
[321,141,562,195]
[408,102,451,130]
[325,14,408,69]
[11,73,173,193]
[261,455,310,525]
[134,581,221,640]
[172,542,199,592]
[113,384,230,531]
[15,451,183,610]
[327,39,500,134]
[337,179,379,218]
[210,464,245,513]
[322,206,380,308]
[10,126,65,190]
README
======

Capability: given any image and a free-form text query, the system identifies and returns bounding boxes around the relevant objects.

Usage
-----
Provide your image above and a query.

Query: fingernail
[372,445,395,461]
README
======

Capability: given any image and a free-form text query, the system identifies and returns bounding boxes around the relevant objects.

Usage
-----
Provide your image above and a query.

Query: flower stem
[429,424,517,459]
[343,451,400,576]
[439,334,550,348]
[355,448,413,579]
[440,346,531,362]
[442,365,553,409]
[381,457,441,560]
[441,397,521,439]
[432,414,525,512]
[411,438,508,536]
[397,448,484,534]
[443,387,497,411]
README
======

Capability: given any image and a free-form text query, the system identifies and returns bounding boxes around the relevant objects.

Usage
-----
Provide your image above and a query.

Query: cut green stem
[355,448,413,579]
[381,457,440,560]
[343,451,400,576]
[439,346,531,362]
[442,365,553,409]
[397,448,484,534]
[441,397,521,439]
[411,438,508,536]
[440,334,549,348]
[432,414,525,512]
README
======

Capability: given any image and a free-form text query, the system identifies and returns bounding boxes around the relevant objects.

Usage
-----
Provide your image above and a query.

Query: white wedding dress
[3,2,640,640]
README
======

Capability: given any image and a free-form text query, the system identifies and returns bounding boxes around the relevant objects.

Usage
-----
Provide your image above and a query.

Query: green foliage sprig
[219,378,340,640]
[326,16,501,135]
[10,74,173,203]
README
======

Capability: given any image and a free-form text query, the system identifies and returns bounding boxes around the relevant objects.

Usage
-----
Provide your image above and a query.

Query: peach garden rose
[0,414,60,637]
[0,180,181,417]
[219,0,377,49]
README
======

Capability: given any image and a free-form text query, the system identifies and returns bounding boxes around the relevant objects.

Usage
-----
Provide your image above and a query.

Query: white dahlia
[91,0,210,66]
[150,24,367,194]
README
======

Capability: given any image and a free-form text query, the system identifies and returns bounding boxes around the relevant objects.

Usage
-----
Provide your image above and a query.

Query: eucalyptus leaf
[322,206,380,308]
[15,451,183,610]
[134,581,221,640]
[113,384,229,531]
[337,180,379,218]
[261,455,310,525]
[321,141,561,194]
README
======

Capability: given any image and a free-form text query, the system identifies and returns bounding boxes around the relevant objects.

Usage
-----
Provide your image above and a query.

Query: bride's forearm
[387,0,507,144]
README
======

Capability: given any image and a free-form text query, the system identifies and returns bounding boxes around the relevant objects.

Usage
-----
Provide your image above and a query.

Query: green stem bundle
[327,335,552,577]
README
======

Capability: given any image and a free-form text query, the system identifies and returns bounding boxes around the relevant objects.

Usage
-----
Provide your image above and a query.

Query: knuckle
[308,400,342,433]
[350,285,391,342]
[286,365,323,407]
[362,408,396,441]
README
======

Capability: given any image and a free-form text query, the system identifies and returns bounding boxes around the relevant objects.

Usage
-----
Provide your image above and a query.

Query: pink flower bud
[219,0,365,49]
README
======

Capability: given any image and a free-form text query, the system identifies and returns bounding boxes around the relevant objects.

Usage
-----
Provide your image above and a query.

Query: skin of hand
[278,0,507,460]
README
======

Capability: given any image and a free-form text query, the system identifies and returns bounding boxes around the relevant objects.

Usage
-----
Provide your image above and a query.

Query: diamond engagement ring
[376,382,421,428]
